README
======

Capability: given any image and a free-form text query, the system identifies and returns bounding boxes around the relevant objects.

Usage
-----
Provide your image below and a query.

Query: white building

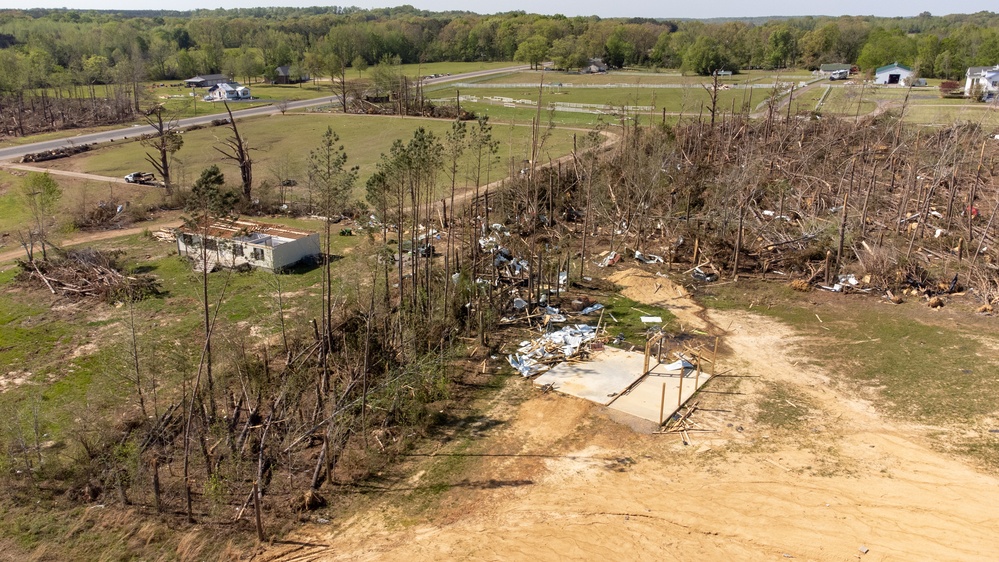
[965,65,999,99]
[873,62,914,86]
[177,219,320,271]
[205,83,251,102]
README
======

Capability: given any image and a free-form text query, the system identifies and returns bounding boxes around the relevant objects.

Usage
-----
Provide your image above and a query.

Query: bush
[939,80,964,98]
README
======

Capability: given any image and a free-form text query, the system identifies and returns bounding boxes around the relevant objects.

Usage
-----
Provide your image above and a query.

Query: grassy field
[904,103,999,126]
[435,83,767,117]
[704,280,999,426]
[0,169,168,238]
[31,113,579,203]
[474,69,811,86]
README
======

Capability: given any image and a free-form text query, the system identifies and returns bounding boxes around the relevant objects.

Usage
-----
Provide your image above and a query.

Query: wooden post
[835,191,849,276]
[659,382,667,425]
[677,367,684,407]
[152,458,161,513]
[695,357,701,389]
[824,250,832,285]
[643,340,651,375]
[733,207,744,279]
[712,337,719,376]
[253,481,264,542]
[692,238,700,266]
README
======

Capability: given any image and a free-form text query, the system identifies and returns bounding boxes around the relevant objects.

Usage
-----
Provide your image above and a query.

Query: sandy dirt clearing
[259,271,999,561]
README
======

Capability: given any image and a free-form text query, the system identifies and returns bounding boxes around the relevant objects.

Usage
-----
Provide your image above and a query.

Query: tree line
[2,7,999,93]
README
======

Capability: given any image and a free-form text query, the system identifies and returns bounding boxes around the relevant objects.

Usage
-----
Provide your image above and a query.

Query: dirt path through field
[260,274,999,561]
[0,212,183,268]
[1,162,129,184]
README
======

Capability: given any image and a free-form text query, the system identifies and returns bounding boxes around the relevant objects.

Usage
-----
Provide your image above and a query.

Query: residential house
[873,62,914,85]
[176,219,320,272]
[965,65,999,99]
[274,65,309,84]
[183,74,230,88]
[205,83,251,101]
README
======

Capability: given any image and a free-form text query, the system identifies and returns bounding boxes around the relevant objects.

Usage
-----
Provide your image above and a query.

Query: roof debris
[507,324,597,377]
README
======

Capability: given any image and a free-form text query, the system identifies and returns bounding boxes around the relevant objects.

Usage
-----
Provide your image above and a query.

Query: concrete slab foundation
[607,368,710,424]
[533,346,646,405]
[533,346,711,424]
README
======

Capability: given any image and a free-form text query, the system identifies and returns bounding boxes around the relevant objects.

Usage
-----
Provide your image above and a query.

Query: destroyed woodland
[3,106,999,558]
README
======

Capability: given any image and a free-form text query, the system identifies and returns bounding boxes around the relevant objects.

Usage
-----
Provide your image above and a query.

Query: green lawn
[434,83,766,118]
[399,61,518,79]
[905,104,999,126]
[0,170,169,239]
[33,113,580,203]
[814,85,879,115]
[474,68,811,87]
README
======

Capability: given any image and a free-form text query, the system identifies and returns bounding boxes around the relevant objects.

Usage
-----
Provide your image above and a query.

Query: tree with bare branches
[215,102,254,201]
[140,104,183,196]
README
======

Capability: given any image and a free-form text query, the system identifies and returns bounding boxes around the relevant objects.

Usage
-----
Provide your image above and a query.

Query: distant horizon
[3,1,997,20]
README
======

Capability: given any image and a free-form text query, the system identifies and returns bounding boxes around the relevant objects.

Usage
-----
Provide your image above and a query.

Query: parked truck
[829,69,849,81]
[124,172,156,184]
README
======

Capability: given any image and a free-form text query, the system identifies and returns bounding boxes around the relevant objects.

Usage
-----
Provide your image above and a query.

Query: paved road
[0,65,530,164]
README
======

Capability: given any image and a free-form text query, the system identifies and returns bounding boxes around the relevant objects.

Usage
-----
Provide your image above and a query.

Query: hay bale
[789,279,811,292]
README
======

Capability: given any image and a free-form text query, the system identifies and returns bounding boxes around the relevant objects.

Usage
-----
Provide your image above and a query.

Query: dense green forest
[2,7,999,85]
[2,7,999,135]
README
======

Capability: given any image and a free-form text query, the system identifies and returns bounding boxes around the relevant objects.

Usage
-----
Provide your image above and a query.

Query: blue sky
[5,0,997,19]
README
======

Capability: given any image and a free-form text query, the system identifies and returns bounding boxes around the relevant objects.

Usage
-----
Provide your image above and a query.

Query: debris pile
[20,144,92,163]
[151,228,176,242]
[17,249,160,302]
[507,324,598,377]
[656,401,707,445]
[73,199,131,230]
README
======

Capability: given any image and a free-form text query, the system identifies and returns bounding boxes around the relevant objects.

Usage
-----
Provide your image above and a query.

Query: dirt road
[0,212,183,267]
[1,162,129,185]
[259,269,999,561]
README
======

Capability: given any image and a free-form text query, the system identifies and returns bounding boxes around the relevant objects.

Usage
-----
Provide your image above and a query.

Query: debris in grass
[634,250,664,264]
[598,251,621,267]
[692,266,718,282]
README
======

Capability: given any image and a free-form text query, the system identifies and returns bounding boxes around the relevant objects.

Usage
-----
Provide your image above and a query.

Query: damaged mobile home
[176,218,320,271]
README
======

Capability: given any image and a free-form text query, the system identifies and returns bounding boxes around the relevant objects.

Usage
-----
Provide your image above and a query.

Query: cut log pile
[17,248,160,302]
[20,143,92,163]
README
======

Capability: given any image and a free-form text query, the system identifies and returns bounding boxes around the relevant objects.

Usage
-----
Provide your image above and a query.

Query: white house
[874,62,913,85]
[965,65,999,99]
[205,83,251,102]
[177,219,320,271]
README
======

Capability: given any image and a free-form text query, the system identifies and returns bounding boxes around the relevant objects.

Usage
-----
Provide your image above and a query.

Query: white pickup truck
[124,172,156,184]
